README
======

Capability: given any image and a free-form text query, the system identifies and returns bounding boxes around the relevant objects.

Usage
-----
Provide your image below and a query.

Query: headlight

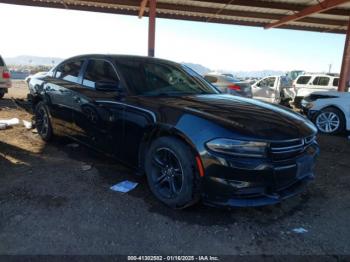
[301,100,314,109]
[206,138,268,158]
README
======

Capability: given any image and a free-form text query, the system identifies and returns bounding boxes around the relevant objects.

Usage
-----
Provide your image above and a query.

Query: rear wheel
[314,107,345,135]
[34,101,53,141]
[145,137,201,209]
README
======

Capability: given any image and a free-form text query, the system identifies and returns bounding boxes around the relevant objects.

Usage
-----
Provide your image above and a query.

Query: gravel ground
[0,82,349,256]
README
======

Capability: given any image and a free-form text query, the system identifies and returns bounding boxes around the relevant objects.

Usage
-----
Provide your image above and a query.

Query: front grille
[270,135,316,161]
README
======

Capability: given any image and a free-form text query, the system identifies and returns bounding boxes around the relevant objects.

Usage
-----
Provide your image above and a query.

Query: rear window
[0,56,4,66]
[333,78,339,87]
[55,60,84,83]
[296,76,311,85]
[204,75,218,83]
[313,76,330,86]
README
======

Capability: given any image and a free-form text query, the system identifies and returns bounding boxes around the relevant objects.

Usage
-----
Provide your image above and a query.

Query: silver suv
[0,55,11,98]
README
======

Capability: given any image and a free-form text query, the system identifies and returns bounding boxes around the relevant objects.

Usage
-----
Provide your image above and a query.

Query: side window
[296,76,311,85]
[333,78,339,87]
[55,60,83,83]
[264,77,276,87]
[313,77,330,86]
[83,59,119,89]
[204,75,217,83]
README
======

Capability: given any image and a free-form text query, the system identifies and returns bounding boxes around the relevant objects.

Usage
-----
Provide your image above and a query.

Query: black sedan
[28,54,319,208]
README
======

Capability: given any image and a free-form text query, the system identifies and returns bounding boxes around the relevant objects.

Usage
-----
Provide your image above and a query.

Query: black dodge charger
[28,54,319,208]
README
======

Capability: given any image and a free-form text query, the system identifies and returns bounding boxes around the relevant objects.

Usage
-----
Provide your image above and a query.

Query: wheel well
[316,105,347,128]
[137,127,198,175]
[31,94,43,111]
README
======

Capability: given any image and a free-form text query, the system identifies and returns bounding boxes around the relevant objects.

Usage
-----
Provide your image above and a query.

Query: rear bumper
[0,81,11,90]
[202,143,319,207]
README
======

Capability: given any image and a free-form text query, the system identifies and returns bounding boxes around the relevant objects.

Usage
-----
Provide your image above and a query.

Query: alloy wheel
[36,106,49,137]
[150,147,184,199]
[315,111,340,133]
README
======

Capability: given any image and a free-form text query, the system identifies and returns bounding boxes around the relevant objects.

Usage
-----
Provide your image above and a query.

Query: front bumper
[202,143,319,207]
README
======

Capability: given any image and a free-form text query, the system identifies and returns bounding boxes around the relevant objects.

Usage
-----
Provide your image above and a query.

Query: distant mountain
[4,55,64,66]
[232,70,285,78]
[4,55,286,78]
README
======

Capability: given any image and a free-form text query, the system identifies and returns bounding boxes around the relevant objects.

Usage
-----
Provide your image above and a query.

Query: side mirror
[95,81,120,91]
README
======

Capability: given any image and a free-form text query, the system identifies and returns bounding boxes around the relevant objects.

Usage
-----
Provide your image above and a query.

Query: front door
[70,59,125,156]
[252,76,278,103]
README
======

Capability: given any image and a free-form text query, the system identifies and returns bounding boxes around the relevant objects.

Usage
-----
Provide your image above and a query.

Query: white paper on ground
[110,180,138,193]
[22,120,33,129]
[0,118,20,126]
[0,123,7,130]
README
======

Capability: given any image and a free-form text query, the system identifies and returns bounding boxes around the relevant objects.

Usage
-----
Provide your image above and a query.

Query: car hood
[309,91,350,98]
[149,94,316,140]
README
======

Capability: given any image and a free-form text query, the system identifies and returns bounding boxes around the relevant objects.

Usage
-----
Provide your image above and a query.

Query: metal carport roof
[1,0,350,90]
[1,0,350,33]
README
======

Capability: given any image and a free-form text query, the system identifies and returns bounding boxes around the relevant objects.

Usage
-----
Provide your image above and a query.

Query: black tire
[313,107,345,135]
[34,101,53,141]
[145,136,201,209]
[0,90,5,99]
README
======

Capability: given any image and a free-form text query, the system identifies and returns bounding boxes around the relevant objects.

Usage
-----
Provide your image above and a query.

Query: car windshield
[115,59,219,96]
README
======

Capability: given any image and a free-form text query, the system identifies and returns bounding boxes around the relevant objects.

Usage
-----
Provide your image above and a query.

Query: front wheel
[314,107,345,135]
[145,137,201,209]
[34,101,53,141]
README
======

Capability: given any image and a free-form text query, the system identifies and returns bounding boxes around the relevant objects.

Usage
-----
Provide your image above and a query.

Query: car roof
[63,54,178,66]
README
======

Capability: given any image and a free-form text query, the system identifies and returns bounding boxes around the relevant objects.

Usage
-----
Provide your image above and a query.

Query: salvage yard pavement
[0,82,350,255]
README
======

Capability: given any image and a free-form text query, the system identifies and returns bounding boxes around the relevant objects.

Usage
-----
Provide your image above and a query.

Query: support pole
[339,18,350,92]
[148,0,156,57]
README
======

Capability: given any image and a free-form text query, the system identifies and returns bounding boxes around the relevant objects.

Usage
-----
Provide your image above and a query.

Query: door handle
[73,96,81,103]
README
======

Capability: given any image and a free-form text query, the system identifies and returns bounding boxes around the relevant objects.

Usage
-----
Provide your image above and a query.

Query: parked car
[301,91,349,135]
[28,54,319,208]
[25,71,48,84]
[293,74,339,108]
[203,73,252,98]
[251,76,293,104]
[0,55,11,98]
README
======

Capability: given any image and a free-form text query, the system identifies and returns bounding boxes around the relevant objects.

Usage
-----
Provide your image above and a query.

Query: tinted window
[55,60,83,83]
[0,56,4,66]
[204,75,218,83]
[116,60,218,96]
[83,59,119,88]
[296,76,311,84]
[333,78,339,87]
[313,76,330,86]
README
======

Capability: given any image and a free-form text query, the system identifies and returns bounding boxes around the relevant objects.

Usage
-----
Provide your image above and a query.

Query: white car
[293,74,339,108]
[301,91,349,135]
[251,75,293,104]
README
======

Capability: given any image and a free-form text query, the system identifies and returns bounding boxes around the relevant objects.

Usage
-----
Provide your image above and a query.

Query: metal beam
[339,19,350,91]
[148,0,156,57]
[265,0,350,29]
[138,0,148,18]
[0,0,346,34]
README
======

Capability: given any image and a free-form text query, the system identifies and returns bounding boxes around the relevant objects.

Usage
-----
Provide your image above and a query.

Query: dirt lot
[0,81,350,256]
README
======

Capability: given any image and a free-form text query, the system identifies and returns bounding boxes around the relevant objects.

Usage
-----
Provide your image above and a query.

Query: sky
[0,3,346,72]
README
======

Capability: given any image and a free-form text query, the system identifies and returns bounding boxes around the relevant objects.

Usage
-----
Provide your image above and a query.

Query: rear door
[44,59,85,135]
[252,76,278,103]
